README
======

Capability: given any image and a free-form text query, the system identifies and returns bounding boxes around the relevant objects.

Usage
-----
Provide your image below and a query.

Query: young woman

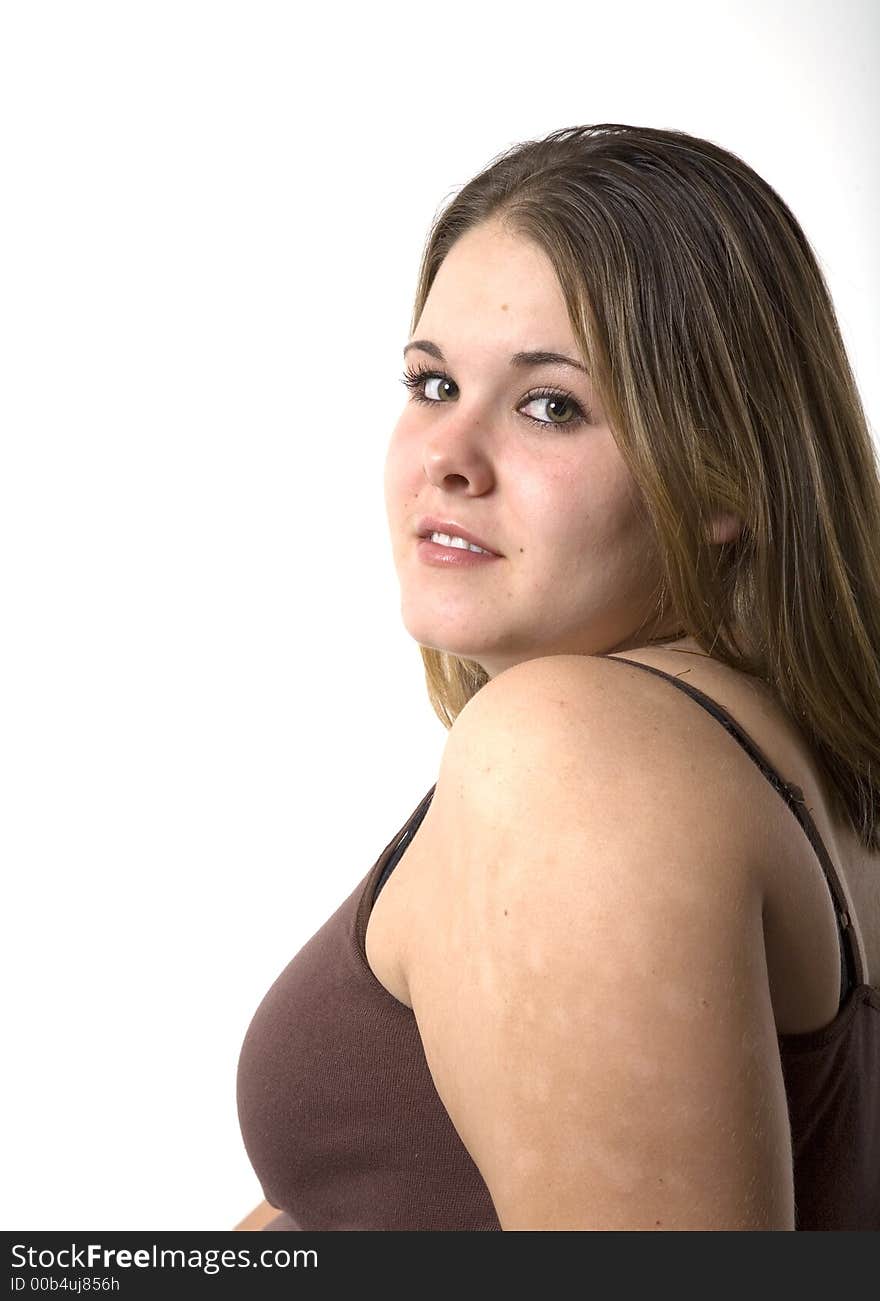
[235,123,880,1231]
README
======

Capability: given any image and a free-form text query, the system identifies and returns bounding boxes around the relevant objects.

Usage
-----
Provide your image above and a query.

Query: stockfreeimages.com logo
[10,1242,317,1275]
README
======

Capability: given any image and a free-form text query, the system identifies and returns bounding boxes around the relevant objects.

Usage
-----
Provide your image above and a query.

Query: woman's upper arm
[406,655,794,1230]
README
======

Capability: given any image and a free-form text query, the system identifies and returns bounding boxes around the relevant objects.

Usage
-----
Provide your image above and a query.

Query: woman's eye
[520,393,581,426]
[422,374,455,402]
[399,365,589,431]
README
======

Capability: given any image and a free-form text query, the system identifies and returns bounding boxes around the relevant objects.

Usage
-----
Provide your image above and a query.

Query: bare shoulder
[446,651,682,766]
[451,648,736,746]
[440,651,766,877]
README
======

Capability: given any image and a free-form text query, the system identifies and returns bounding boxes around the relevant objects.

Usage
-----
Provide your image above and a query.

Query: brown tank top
[236,656,880,1231]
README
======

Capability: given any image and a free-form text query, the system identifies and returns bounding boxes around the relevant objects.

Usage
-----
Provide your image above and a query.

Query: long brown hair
[405,123,880,852]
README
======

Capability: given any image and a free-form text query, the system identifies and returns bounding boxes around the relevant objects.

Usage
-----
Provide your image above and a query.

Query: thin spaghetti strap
[372,785,436,905]
[594,653,864,996]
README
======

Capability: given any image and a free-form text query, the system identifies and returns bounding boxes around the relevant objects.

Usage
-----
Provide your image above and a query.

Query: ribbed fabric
[236,655,880,1230]
[236,783,496,1232]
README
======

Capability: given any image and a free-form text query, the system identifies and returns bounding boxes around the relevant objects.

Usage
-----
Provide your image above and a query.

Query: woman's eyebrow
[403,339,589,376]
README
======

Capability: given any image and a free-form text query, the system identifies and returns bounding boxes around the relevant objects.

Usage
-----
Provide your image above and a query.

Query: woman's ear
[706,512,742,545]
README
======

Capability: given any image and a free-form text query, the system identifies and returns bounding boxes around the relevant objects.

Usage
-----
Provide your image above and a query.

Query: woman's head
[384,123,880,848]
[384,217,731,679]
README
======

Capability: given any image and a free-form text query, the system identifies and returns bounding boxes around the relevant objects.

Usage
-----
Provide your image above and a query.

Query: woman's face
[383,218,682,679]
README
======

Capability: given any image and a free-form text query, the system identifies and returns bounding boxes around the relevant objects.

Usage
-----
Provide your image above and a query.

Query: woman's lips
[416,518,501,555]
[416,538,503,568]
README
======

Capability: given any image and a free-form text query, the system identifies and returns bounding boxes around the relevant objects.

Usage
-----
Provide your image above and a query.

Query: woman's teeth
[430,531,489,554]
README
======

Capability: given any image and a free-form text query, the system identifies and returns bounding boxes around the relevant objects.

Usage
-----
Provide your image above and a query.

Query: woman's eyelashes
[399,363,591,432]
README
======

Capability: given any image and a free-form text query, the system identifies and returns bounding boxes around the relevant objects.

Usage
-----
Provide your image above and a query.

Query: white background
[1,0,876,1230]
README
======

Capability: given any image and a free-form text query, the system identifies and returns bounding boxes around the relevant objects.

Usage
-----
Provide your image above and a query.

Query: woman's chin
[404,624,494,661]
